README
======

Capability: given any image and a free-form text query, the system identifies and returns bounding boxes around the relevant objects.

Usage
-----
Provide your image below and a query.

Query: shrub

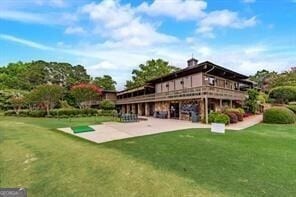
[245,89,259,113]
[50,108,97,117]
[19,109,30,117]
[232,111,243,121]
[269,86,296,104]
[208,112,230,125]
[225,112,238,123]
[258,92,268,104]
[28,110,47,117]
[237,108,245,114]
[287,105,296,114]
[100,100,115,110]
[225,108,244,121]
[98,109,117,116]
[263,107,296,124]
[4,110,16,116]
[59,100,74,109]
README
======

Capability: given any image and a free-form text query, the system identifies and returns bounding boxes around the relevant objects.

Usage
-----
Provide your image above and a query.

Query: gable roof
[147,61,249,84]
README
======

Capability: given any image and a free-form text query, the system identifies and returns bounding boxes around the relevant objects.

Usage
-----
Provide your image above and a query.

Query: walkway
[58,115,262,144]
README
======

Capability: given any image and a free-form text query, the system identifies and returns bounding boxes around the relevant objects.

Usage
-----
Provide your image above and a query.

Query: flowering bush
[71,83,102,109]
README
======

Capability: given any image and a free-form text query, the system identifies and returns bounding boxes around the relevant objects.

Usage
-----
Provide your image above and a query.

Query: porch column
[179,102,182,120]
[220,99,223,109]
[230,100,233,108]
[121,105,125,113]
[145,103,150,116]
[131,104,136,114]
[127,104,130,113]
[167,105,171,119]
[205,96,209,124]
[138,103,142,116]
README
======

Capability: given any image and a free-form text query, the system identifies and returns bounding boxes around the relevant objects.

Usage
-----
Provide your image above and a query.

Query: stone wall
[155,101,170,112]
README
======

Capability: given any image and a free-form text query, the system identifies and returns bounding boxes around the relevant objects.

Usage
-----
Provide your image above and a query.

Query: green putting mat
[71,126,95,133]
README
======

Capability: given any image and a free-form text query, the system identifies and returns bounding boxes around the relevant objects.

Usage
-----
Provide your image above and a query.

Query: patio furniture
[191,111,200,122]
[154,111,168,119]
[120,113,138,123]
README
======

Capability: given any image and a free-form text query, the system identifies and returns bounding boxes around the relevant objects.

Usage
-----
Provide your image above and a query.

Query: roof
[117,60,254,94]
[102,90,117,93]
[147,61,250,84]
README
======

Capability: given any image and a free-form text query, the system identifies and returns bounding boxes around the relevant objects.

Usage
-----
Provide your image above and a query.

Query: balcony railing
[116,86,247,104]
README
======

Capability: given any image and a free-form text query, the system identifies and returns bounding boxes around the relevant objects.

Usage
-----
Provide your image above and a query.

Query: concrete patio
[58,115,262,144]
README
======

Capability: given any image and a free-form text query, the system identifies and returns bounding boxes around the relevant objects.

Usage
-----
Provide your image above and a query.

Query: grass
[0,116,114,129]
[1,116,296,196]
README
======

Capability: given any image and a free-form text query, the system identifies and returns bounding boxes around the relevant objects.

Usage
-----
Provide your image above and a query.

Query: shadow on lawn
[102,126,296,196]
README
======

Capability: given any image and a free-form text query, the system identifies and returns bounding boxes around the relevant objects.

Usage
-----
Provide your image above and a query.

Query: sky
[0,0,296,90]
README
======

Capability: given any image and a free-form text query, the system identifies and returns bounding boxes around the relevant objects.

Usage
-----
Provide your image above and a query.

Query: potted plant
[209,112,230,134]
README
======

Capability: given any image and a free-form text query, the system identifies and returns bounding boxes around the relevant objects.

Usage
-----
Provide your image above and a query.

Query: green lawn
[0,116,296,196]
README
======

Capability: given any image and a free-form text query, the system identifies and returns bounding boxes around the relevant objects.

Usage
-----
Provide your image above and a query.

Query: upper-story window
[208,77,215,86]
[234,82,239,90]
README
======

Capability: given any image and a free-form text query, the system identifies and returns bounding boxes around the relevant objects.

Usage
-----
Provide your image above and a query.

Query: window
[208,77,215,86]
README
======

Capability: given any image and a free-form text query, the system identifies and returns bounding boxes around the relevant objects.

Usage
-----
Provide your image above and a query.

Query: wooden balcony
[116,86,247,105]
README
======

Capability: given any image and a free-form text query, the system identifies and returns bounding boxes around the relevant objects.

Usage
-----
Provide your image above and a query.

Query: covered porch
[119,97,244,123]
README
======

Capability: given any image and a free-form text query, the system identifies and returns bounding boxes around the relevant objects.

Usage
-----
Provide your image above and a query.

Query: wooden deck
[116,86,247,104]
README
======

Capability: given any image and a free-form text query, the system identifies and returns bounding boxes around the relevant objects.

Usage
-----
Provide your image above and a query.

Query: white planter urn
[211,123,225,134]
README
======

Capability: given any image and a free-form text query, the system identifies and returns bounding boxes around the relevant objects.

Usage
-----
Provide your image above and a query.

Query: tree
[270,67,296,88]
[0,89,28,111]
[245,89,259,113]
[269,86,296,104]
[10,95,25,115]
[28,84,64,115]
[93,75,117,90]
[71,83,102,109]
[0,60,91,90]
[249,69,277,92]
[100,100,115,110]
[125,59,180,89]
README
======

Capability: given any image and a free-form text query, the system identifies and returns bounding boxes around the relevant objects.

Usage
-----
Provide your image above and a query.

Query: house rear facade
[116,58,254,123]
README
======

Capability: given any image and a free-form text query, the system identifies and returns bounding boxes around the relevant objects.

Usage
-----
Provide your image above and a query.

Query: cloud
[0,10,51,24]
[0,34,54,50]
[0,10,77,26]
[89,61,118,70]
[197,10,257,35]
[65,26,85,35]
[81,0,178,47]
[137,0,207,20]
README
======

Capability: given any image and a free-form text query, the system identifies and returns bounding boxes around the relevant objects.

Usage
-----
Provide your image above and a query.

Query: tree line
[0,59,295,113]
[0,60,117,91]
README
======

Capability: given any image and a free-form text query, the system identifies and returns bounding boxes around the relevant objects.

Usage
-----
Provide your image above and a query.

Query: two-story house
[116,58,254,123]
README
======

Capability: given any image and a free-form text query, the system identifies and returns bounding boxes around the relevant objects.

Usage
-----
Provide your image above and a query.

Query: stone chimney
[187,58,198,68]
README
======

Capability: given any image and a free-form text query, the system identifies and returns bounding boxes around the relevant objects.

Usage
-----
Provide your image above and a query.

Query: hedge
[4,108,116,118]
[287,105,296,114]
[100,100,115,110]
[269,86,296,104]
[208,112,230,125]
[50,108,98,117]
[263,107,296,124]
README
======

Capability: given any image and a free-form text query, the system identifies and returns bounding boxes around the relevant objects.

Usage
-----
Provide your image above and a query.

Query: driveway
[58,115,262,144]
